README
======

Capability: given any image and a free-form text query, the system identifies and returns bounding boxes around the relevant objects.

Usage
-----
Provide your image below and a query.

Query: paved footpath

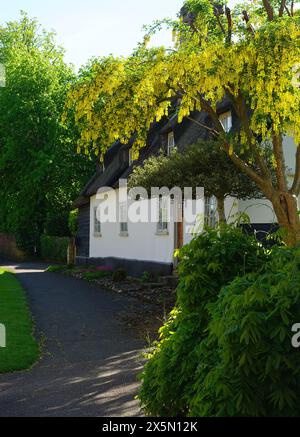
[0,261,145,417]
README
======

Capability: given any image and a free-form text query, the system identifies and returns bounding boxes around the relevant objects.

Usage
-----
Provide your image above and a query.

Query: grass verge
[0,269,40,373]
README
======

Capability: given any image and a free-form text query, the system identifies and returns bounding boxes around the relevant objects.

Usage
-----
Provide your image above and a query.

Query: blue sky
[1,0,236,69]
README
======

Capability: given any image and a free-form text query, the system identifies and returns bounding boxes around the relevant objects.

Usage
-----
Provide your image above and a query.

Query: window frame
[119,203,129,237]
[167,131,176,156]
[156,196,169,235]
[204,196,218,228]
[93,206,102,237]
[219,111,232,133]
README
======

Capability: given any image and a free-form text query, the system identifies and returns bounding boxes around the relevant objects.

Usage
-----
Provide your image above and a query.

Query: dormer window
[167,131,175,156]
[219,111,232,133]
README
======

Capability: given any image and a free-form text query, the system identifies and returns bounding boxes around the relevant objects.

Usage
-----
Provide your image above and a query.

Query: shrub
[82,270,112,281]
[141,271,151,283]
[112,268,127,282]
[40,235,69,263]
[68,210,78,237]
[190,245,300,417]
[138,225,268,416]
[46,265,68,273]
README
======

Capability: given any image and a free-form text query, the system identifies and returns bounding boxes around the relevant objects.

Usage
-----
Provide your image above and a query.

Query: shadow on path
[0,261,145,417]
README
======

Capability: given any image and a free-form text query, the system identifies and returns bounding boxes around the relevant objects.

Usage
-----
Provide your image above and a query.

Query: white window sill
[94,233,102,238]
[156,230,169,236]
[119,231,129,237]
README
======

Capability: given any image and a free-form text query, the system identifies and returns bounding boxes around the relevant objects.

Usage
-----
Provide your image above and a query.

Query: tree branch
[291,1,295,16]
[195,93,271,192]
[272,133,287,191]
[279,0,287,17]
[290,145,300,195]
[196,93,226,134]
[226,90,273,182]
[175,81,225,134]
[284,4,292,16]
[225,7,233,44]
[212,4,226,35]
[263,0,274,21]
[242,10,255,36]
[176,83,272,194]
[223,86,239,113]
[187,116,220,137]
[226,147,267,191]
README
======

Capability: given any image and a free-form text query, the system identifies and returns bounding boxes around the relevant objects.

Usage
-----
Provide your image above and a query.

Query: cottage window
[204,196,217,228]
[167,131,176,156]
[219,111,232,133]
[120,222,128,234]
[93,207,102,236]
[119,203,128,236]
[157,196,169,234]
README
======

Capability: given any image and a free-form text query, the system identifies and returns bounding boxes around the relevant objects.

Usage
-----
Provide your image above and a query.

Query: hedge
[40,234,69,263]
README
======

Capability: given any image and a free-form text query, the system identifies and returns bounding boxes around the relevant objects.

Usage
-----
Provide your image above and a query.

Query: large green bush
[139,225,267,416]
[190,245,300,417]
[40,234,69,263]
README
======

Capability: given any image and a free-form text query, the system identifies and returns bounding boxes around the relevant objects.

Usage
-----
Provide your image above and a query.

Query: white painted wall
[238,198,277,224]
[90,191,175,264]
[225,196,239,223]
[90,189,206,261]
[182,199,205,245]
[283,135,297,177]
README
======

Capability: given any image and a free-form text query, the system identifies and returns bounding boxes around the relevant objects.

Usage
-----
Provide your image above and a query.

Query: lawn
[0,269,39,373]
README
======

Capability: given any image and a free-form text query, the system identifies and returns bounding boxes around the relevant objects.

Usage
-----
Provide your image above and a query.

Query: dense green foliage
[190,245,300,416]
[140,271,151,283]
[0,13,94,254]
[129,140,264,222]
[0,269,39,373]
[139,225,268,416]
[68,210,79,237]
[40,235,69,263]
[46,265,69,273]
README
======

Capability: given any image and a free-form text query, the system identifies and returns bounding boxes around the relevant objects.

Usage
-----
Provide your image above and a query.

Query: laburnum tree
[64,0,300,246]
[128,140,265,223]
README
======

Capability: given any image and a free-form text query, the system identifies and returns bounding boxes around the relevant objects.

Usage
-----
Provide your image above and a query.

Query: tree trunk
[270,191,300,246]
[67,237,76,265]
[216,196,226,224]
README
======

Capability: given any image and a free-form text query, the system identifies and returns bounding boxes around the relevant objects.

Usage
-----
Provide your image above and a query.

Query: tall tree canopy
[0,13,94,253]
[65,0,300,246]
